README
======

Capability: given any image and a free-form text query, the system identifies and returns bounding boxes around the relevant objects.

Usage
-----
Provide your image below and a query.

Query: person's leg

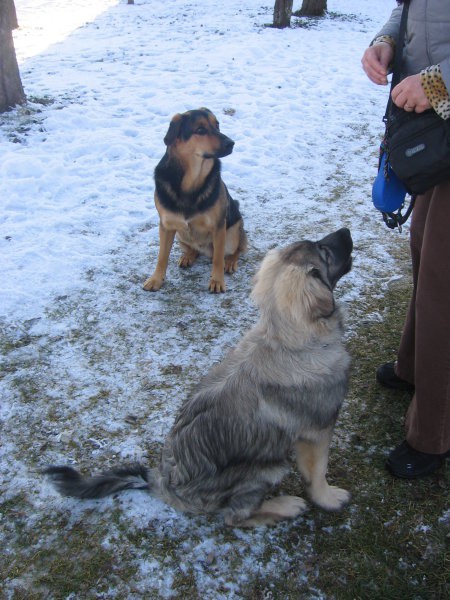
[403,181,450,455]
[395,189,433,384]
[377,190,432,392]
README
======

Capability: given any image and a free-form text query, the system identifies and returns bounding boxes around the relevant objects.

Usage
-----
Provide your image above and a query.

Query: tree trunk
[296,0,327,17]
[0,0,26,112]
[273,0,294,28]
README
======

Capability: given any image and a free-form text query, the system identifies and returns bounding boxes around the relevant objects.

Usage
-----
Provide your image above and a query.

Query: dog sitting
[143,108,247,293]
[46,228,353,527]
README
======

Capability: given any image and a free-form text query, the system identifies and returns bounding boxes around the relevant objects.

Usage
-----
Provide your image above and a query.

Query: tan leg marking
[224,249,241,273]
[143,225,176,291]
[224,220,246,273]
[295,429,350,511]
[209,224,226,293]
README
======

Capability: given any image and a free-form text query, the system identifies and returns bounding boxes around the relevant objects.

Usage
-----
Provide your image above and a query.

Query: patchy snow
[0,0,412,597]
[1,0,400,322]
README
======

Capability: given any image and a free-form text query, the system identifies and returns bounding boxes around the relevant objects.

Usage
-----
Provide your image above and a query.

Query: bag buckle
[382,194,416,232]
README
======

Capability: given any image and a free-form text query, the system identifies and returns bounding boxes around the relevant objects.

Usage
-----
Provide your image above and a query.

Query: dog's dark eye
[195,127,208,136]
[310,268,322,279]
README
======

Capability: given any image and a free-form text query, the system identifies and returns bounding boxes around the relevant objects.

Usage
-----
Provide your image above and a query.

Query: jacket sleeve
[440,56,450,96]
[372,5,403,45]
[421,65,450,120]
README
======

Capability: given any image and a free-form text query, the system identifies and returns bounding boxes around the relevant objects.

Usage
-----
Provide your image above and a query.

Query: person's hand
[391,74,432,113]
[361,42,394,85]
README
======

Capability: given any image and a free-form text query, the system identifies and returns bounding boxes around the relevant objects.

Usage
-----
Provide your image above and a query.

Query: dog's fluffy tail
[44,463,153,499]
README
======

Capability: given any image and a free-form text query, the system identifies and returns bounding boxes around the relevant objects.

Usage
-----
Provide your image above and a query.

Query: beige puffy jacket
[375,0,450,93]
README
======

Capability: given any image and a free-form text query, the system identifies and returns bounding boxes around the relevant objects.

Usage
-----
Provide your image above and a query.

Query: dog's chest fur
[163,210,219,256]
[154,154,223,220]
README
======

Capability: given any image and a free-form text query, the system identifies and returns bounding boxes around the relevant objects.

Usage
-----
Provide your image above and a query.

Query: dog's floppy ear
[163,113,184,146]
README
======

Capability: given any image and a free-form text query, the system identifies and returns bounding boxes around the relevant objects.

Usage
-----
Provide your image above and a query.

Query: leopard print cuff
[420,65,450,120]
[370,35,396,49]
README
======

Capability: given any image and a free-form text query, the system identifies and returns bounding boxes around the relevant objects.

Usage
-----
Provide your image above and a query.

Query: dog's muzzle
[217,134,235,158]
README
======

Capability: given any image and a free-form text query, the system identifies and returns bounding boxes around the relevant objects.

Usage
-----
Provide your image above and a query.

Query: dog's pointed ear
[163,113,183,146]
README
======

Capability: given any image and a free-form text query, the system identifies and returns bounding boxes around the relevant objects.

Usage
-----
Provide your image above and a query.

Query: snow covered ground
[1,0,401,321]
[0,1,414,598]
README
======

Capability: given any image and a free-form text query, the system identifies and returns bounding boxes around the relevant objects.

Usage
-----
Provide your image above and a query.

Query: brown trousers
[395,180,450,454]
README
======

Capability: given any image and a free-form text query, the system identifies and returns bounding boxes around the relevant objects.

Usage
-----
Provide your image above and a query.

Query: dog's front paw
[311,485,350,511]
[143,276,164,291]
[228,495,308,528]
[224,257,239,273]
[178,250,199,268]
[209,277,226,293]
[262,495,308,519]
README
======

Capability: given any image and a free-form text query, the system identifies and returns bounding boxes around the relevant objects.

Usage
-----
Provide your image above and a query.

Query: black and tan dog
[143,108,247,293]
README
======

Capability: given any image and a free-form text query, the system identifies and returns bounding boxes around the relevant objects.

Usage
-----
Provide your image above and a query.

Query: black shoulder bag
[372,0,450,229]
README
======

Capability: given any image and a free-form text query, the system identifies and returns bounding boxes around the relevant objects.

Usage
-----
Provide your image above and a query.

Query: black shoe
[385,441,449,479]
[376,362,415,392]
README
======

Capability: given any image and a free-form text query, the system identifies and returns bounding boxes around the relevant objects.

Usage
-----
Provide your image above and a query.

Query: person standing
[361,0,450,478]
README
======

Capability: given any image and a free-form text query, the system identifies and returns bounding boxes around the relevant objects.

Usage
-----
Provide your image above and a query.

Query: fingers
[391,74,432,112]
[391,86,410,109]
[363,62,388,85]
[361,50,388,84]
[361,44,393,85]
[362,47,433,113]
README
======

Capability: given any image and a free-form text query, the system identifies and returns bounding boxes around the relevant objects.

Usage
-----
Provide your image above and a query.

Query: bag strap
[384,0,410,122]
[381,0,415,232]
[391,0,410,88]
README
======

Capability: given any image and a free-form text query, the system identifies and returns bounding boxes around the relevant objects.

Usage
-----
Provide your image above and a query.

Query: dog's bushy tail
[44,463,152,499]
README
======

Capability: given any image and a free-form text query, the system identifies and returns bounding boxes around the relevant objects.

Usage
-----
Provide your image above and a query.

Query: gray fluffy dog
[46,227,353,527]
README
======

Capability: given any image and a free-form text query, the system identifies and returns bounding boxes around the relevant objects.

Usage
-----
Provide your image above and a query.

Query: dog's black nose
[224,138,234,150]
[218,136,235,158]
